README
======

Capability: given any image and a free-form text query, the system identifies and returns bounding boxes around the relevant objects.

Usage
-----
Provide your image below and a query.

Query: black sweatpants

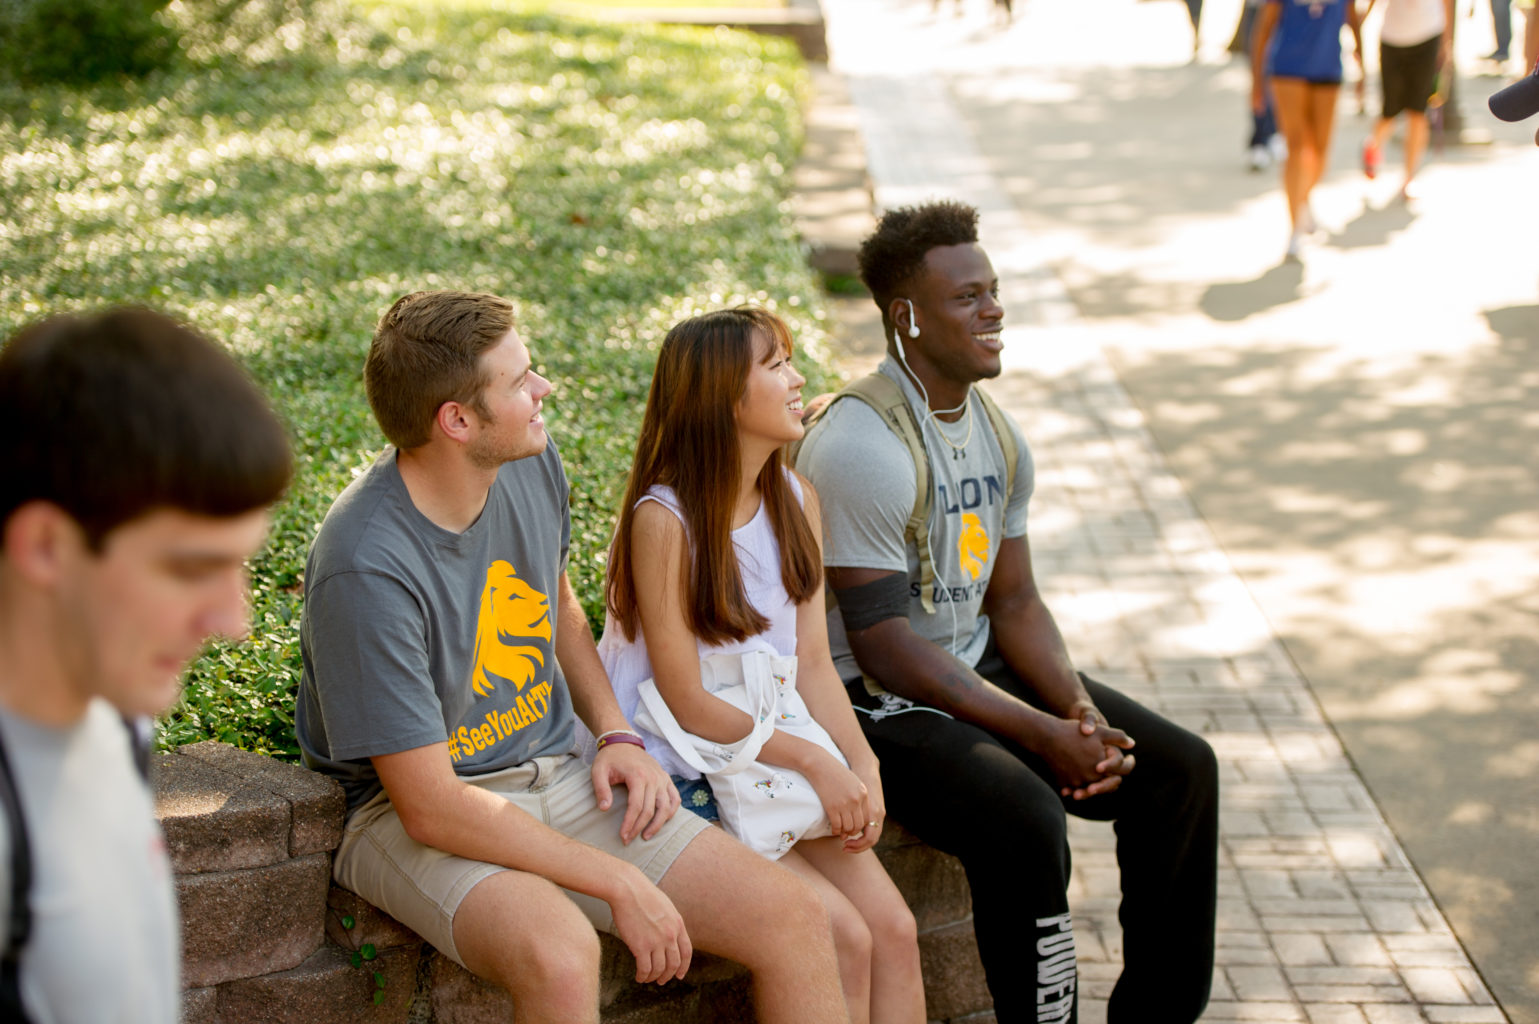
[848,646,1219,1024]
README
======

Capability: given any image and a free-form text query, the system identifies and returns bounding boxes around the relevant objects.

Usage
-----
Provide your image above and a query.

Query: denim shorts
[672,774,720,822]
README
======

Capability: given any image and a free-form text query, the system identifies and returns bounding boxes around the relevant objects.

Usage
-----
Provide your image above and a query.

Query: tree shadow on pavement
[958,62,1268,247]
[1329,198,1416,250]
[954,58,1531,248]
[1484,303,1539,350]
[1106,328,1539,1022]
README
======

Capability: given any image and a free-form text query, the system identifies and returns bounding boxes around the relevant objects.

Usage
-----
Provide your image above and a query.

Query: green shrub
[162,0,350,66]
[0,0,178,83]
[0,1,834,759]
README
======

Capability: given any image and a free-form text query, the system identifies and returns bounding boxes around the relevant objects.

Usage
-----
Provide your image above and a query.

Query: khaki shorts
[333,753,708,966]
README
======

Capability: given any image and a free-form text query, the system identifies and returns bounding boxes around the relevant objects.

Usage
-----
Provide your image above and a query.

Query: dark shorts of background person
[1381,34,1441,118]
[842,639,1219,1024]
[1272,74,1343,87]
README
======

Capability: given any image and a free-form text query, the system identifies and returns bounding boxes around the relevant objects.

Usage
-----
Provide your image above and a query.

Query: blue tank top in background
[1268,0,1347,82]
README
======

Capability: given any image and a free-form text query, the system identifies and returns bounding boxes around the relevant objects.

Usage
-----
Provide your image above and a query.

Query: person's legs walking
[1402,110,1430,193]
[1302,81,1342,195]
[1270,77,1314,249]
[1368,40,1405,179]
[1492,0,1513,59]
[1395,35,1441,197]
[1365,114,1391,178]
[1526,3,1539,71]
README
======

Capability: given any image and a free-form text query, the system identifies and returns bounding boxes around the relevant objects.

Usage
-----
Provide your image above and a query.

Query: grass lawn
[0,0,835,758]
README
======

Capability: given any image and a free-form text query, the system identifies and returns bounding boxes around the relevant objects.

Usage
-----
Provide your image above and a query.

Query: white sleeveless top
[596,476,802,779]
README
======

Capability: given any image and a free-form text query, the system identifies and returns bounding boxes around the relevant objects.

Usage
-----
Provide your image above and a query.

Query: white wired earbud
[893,298,921,363]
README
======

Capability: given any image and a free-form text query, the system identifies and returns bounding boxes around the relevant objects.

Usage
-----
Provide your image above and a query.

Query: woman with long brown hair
[598,307,924,1024]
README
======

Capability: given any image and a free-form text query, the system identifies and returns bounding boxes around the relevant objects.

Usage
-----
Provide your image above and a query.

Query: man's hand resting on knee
[591,740,681,844]
[609,867,693,984]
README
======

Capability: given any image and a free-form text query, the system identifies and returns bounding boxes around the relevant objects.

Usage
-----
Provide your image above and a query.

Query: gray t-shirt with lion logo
[297,446,579,812]
[795,358,1033,681]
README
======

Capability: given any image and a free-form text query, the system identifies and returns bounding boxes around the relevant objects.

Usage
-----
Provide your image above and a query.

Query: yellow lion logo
[957,513,990,580]
[470,560,551,698]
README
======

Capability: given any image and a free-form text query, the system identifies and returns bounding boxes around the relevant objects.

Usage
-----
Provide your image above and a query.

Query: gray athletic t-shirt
[297,446,579,812]
[795,358,1033,679]
[0,700,179,1024]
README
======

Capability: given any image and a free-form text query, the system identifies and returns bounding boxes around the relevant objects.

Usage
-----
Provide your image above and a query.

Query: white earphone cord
[894,298,969,417]
[892,297,967,655]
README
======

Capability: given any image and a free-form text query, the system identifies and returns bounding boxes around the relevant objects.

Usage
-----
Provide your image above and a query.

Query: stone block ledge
[157,741,993,1022]
[562,0,828,61]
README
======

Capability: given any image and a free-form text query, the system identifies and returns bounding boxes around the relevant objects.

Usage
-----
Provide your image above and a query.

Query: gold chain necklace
[931,396,974,453]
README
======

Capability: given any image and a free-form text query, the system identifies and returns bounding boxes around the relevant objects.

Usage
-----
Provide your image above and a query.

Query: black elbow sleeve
[832,574,911,633]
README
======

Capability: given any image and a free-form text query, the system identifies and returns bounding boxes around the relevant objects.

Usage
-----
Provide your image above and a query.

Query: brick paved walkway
[816,0,1510,1019]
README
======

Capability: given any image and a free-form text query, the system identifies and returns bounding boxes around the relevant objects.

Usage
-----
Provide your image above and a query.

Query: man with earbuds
[795,200,1219,1024]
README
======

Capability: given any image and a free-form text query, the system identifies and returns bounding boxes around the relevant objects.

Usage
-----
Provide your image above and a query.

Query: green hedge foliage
[0,0,177,83]
[0,0,836,758]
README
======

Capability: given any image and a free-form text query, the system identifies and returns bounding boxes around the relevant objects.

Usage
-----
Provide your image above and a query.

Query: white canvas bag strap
[636,652,789,777]
[635,679,720,775]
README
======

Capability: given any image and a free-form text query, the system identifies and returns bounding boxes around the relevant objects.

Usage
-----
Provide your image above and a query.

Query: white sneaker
[1268,134,1288,162]
[1247,144,1271,172]
[1286,230,1305,261]
[1300,202,1320,236]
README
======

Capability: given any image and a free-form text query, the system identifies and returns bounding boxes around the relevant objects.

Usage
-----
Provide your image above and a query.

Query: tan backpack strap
[974,386,1019,501]
[836,374,936,615]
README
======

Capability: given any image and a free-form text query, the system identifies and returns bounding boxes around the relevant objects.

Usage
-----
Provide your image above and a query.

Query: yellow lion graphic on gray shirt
[470,559,551,697]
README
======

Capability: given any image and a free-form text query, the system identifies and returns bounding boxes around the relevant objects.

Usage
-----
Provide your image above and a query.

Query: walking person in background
[1522,0,1539,71]
[1360,0,1454,201]
[1488,0,1513,64]
[1252,0,1365,259]
[1243,0,1290,170]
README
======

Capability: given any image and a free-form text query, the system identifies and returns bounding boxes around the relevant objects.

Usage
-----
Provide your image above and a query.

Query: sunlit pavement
[816,0,1539,1019]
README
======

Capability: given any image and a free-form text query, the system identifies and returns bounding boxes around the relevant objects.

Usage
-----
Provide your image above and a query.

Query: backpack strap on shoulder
[974,386,1019,502]
[0,726,34,1024]
[123,715,153,782]
[795,372,937,615]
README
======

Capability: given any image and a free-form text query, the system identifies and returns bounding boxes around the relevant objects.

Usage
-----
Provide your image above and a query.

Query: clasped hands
[1051,704,1135,800]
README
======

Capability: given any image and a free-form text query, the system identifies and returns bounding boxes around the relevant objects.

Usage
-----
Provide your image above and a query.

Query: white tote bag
[634,650,848,859]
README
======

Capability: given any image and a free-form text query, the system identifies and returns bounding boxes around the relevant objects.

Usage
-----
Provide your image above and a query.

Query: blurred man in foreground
[0,308,292,1022]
